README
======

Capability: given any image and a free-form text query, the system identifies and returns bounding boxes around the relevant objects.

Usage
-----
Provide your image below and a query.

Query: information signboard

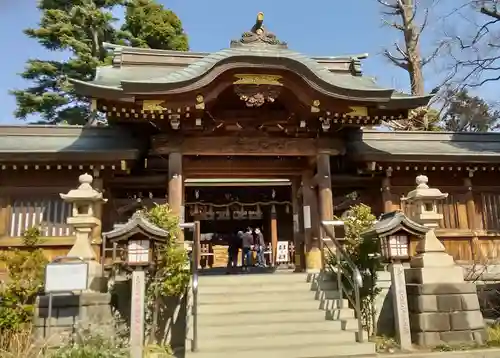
[44,261,88,293]
[276,241,290,264]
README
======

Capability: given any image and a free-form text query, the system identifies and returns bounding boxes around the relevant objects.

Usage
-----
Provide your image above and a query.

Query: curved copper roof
[70,12,433,108]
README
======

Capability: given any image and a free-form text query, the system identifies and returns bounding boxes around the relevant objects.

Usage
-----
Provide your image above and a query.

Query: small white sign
[276,241,289,264]
[303,206,311,229]
[45,262,88,293]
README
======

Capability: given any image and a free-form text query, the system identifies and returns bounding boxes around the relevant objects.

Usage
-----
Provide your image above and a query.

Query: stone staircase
[185,271,376,358]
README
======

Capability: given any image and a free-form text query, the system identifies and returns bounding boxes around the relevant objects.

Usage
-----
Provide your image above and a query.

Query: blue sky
[0,0,495,124]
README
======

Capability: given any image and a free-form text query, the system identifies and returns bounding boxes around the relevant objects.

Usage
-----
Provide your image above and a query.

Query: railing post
[321,221,365,344]
[354,283,364,343]
[179,221,199,352]
[191,220,200,352]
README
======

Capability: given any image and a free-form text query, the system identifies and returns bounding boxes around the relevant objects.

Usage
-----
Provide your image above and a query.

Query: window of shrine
[8,196,73,237]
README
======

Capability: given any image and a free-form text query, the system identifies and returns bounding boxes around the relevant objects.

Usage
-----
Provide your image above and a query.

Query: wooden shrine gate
[151,135,342,272]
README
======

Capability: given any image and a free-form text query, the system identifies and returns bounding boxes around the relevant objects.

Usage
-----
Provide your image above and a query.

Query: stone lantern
[402,175,485,347]
[60,173,107,291]
[404,174,448,230]
[402,175,463,283]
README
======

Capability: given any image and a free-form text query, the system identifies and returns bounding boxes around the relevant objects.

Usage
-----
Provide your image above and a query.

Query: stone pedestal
[33,292,114,346]
[407,283,486,346]
[403,175,486,347]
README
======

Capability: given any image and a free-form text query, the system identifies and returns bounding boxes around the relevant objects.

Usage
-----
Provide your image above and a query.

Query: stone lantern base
[407,283,486,346]
[33,292,114,346]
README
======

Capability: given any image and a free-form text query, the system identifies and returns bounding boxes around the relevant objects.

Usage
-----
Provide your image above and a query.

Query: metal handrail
[320,221,364,343]
[180,221,200,352]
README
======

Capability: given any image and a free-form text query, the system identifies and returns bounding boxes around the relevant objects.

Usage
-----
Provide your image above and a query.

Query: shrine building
[1,13,500,269]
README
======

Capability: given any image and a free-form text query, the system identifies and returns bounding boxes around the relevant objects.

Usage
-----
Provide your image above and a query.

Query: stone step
[197,308,354,326]
[198,289,342,304]
[199,280,336,294]
[198,272,308,285]
[193,319,360,339]
[199,330,357,351]
[198,298,349,314]
[185,342,377,358]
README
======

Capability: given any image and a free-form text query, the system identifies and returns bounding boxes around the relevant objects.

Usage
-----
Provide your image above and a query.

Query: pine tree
[11,0,188,124]
[441,89,500,132]
[11,0,122,124]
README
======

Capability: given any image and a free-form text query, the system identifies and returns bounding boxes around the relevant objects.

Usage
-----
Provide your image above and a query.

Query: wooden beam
[0,236,82,247]
[151,136,344,156]
[184,157,307,176]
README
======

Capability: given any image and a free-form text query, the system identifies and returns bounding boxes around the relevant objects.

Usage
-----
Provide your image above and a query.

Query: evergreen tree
[441,89,500,132]
[11,0,188,124]
[121,0,188,51]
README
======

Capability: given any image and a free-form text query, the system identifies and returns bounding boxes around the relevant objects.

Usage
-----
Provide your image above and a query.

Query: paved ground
[382,348,500,358]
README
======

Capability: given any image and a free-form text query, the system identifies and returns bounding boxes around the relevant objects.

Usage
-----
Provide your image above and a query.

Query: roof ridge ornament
[230,12,288,49]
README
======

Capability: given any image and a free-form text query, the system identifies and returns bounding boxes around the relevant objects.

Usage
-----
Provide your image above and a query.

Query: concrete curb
[379,348,500,358]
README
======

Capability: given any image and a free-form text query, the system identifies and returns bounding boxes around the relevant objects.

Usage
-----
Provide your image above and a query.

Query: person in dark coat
[226,231,242,273]
[241,227,254,271]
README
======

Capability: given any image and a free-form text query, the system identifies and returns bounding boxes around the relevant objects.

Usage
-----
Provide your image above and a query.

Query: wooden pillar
[92,171,104,262]
[317,154,334,272]
[92,171,104,241]
[0,195,8,237]
[381,169,393,213]
[464,175,481,261]
[302,170,321,272]
[292,177,305,271]
[464,176,477,231]
[168,152,184,241]
[270,205,278,266]
[317,154,334,224]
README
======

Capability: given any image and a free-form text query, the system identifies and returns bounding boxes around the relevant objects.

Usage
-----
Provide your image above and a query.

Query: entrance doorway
[183,178,296,270]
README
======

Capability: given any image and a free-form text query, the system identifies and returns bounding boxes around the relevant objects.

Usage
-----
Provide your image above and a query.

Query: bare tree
[441,0,500,88]
[377,0,442,96]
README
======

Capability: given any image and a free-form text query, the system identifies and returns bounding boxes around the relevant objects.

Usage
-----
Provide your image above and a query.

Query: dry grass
[0,326,44,358]
[487,324,500,347]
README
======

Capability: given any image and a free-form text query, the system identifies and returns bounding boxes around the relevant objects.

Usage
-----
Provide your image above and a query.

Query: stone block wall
[407,283,486,346]
[33,292,114,345]
[375,270,395,336]
[374,266,498,339]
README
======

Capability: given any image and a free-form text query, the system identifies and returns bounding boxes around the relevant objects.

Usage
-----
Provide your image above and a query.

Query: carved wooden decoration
[233,74,283,86]
[142,100,167,112]
[151,136,344,156]
[195,95,205,110]
[346,106,368,117]
[311,99,320,113]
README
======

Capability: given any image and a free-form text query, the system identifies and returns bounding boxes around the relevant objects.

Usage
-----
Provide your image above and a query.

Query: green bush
[0,227,47,332]
[327,203,382,336]
[142,203,190,345]
[143,203,190,298]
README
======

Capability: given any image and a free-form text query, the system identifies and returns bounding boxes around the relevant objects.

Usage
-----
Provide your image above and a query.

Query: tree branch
[383,49,409,69]
[481,6,500,20]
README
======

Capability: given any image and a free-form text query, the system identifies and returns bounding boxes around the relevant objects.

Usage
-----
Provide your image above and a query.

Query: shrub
[327,203,382,336]
[0,227,47,332]
[49,328,129,358]
[142,204,190,345]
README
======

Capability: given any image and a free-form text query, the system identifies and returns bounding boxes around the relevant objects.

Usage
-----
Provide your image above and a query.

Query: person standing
[242,227,254,271]
[226,231,242,273]
[254,228,266,267]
